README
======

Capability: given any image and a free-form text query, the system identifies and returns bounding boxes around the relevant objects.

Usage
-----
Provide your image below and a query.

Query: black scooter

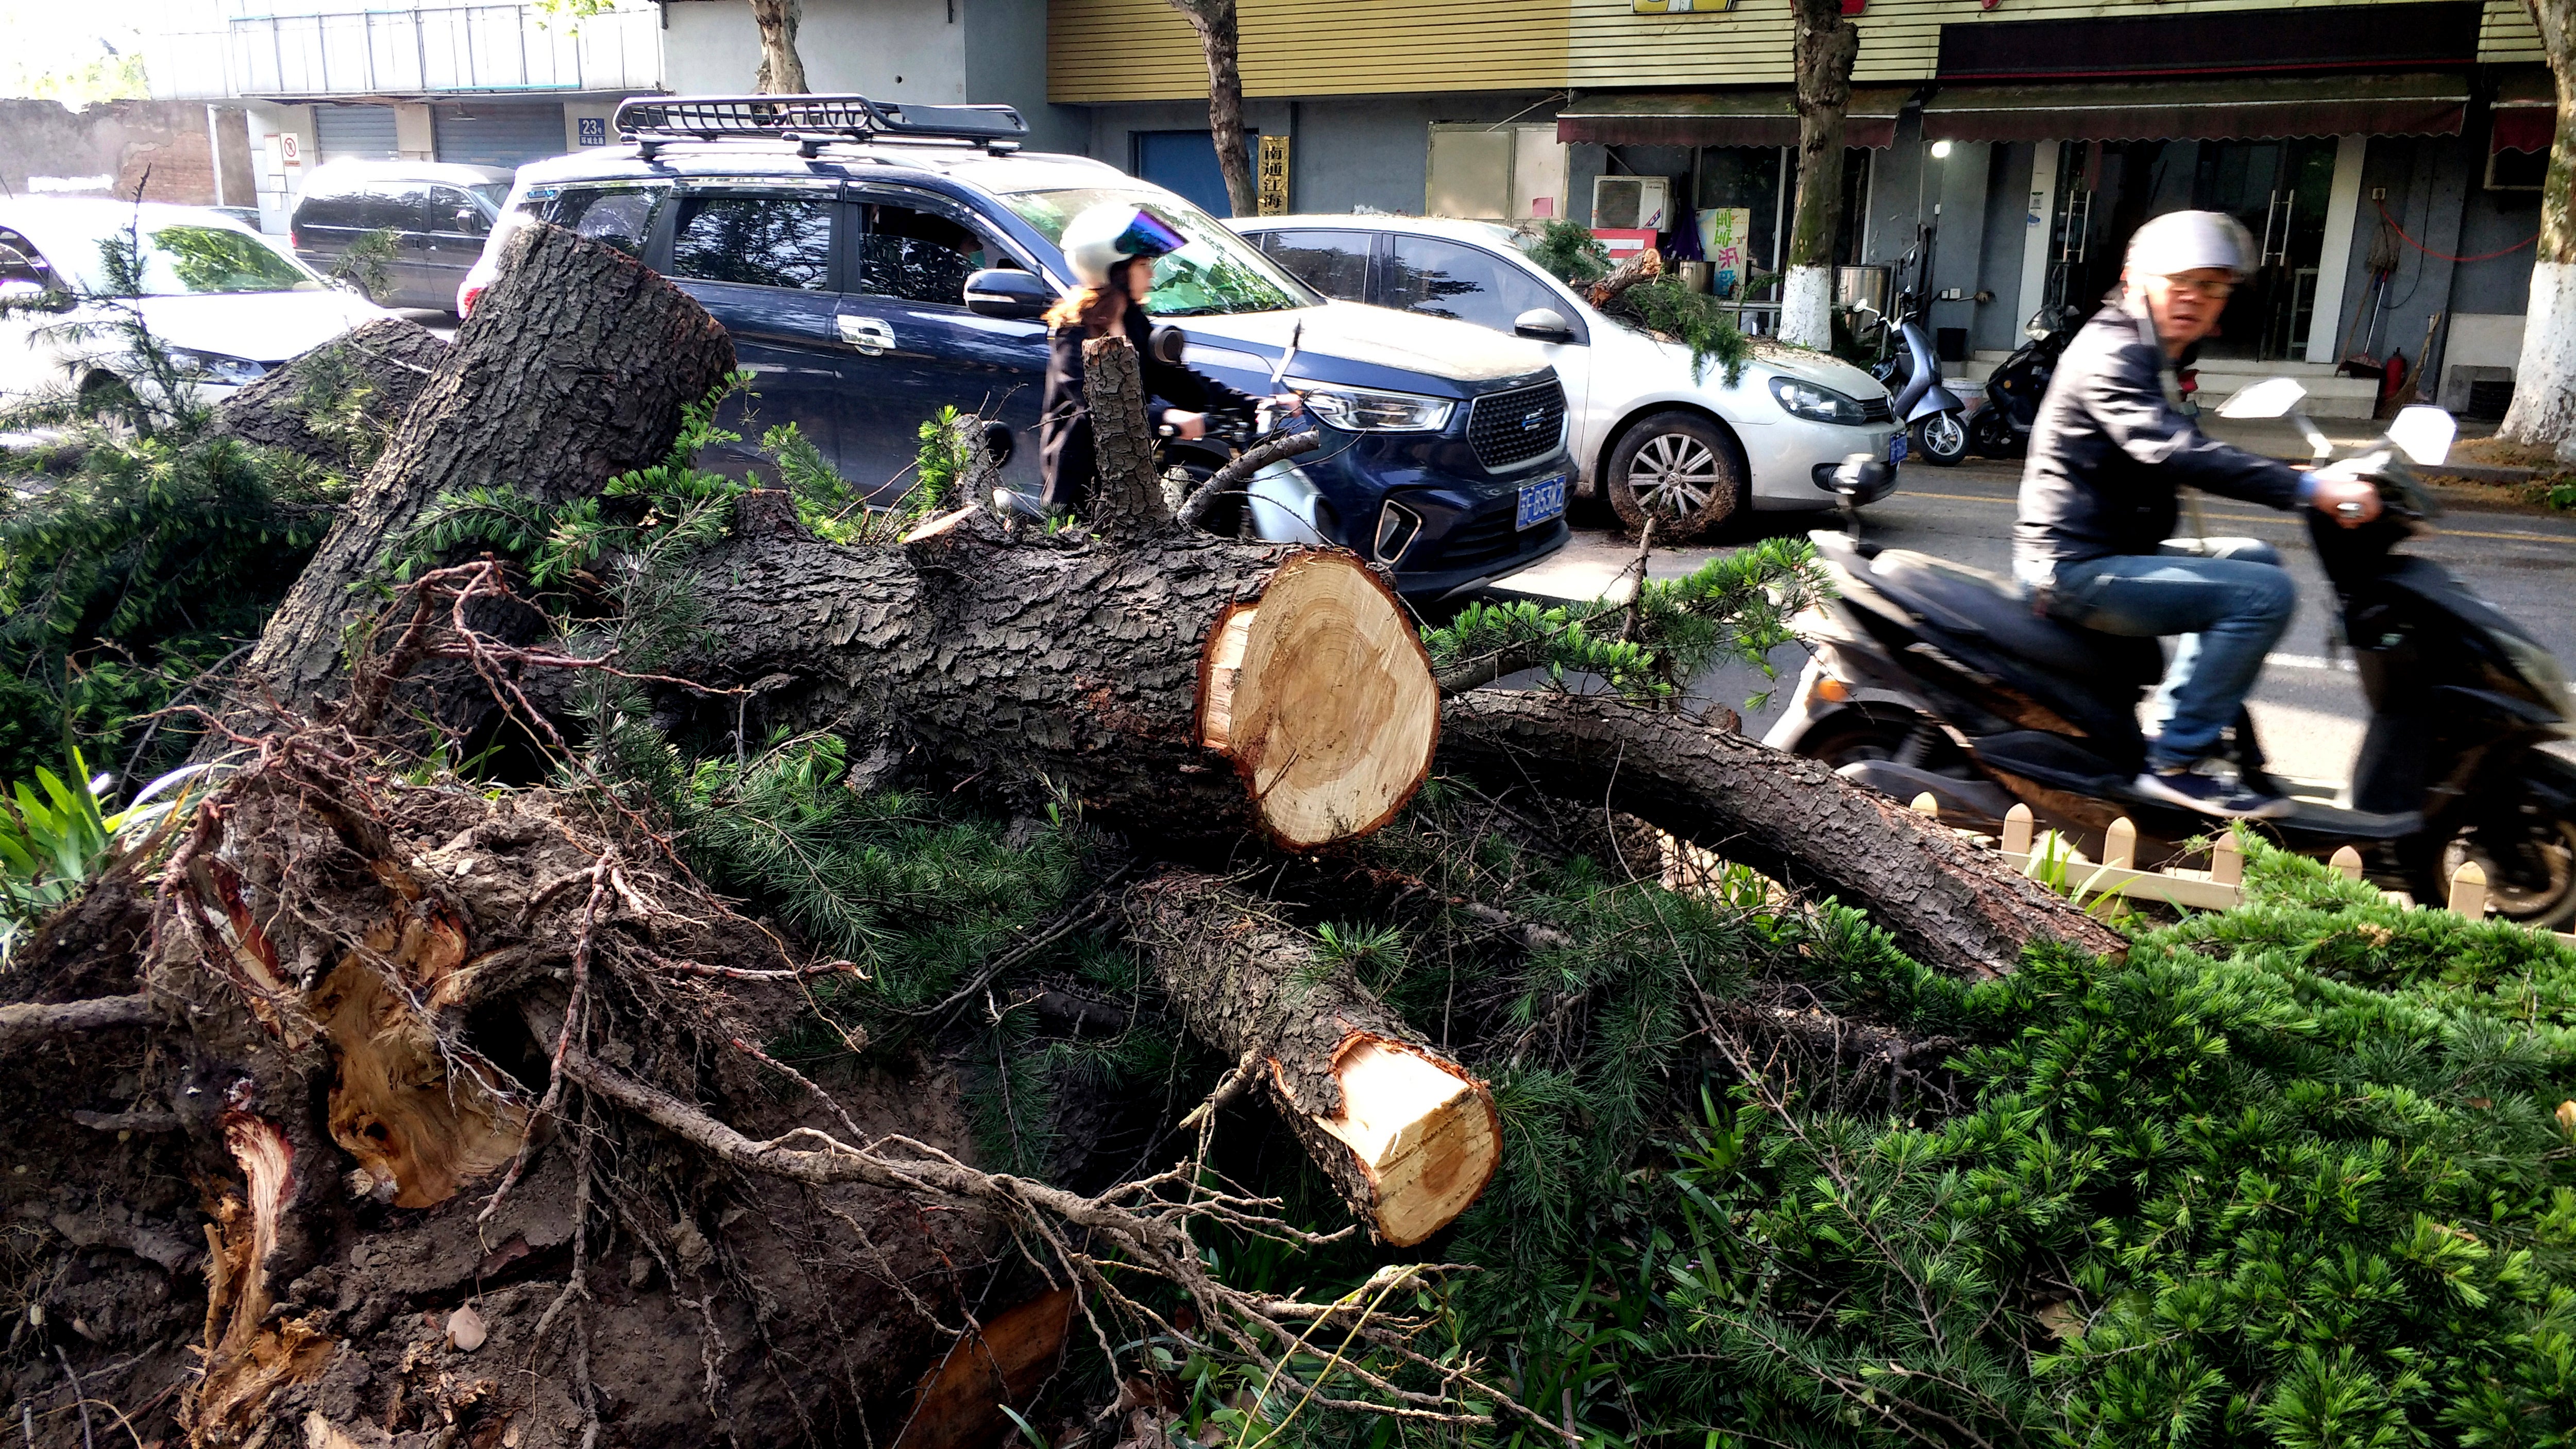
[1857,287,1971,467]
[1768,382,2576,925]
[1965,304,2081,461]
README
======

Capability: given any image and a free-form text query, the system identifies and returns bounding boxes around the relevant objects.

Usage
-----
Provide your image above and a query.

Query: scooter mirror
[2216,377,2309,419]
[2388,405,2456,467]
[1148,324,1190,366]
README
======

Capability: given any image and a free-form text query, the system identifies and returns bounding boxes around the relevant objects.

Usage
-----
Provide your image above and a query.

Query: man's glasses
[2162,275,2237,300]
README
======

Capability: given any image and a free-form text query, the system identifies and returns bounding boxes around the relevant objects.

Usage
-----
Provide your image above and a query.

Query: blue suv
[462,96,1573,600]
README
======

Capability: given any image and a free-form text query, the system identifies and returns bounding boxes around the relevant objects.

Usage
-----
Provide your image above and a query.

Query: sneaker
[2131,758,2296,820]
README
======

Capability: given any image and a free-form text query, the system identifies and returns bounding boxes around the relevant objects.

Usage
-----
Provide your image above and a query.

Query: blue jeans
[2039,538,2295,772]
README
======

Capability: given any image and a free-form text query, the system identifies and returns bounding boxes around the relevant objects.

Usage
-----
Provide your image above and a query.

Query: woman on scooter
[1038,202,1275,515]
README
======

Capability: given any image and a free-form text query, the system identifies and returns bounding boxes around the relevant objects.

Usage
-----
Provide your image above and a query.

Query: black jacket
[1038,306,1254,513]
[2013,294,2309,584]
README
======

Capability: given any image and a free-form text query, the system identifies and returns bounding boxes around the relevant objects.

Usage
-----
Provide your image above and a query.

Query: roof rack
[613,94,1028,159]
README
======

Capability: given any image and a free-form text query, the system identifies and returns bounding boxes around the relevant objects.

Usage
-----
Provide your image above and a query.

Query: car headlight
[1768,376,1868,425]
[169,349,269,386]
[1288,378,1454,433]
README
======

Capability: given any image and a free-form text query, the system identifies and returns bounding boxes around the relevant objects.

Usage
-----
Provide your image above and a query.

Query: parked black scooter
[1965,304,2081,461]
[1767,382,2576,925]
[1857,288,1971,467]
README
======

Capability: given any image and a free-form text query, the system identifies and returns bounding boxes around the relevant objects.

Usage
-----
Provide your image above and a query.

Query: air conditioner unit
[1590,175,1670,231]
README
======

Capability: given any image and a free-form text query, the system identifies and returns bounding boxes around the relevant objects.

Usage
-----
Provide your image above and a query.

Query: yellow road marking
[1896,491,2572,545]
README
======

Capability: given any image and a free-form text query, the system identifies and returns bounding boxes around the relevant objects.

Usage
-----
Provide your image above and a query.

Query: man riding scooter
[2016,211,2385,819]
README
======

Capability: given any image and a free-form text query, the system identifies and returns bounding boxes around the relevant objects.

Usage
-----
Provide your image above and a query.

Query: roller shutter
[431,101,566,169]
[314,105,399,163]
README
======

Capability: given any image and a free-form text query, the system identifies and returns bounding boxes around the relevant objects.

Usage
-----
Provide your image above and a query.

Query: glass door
[2191,138,2339,360]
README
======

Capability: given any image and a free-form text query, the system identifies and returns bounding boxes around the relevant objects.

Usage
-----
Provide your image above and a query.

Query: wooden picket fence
[1909,795,2576,947]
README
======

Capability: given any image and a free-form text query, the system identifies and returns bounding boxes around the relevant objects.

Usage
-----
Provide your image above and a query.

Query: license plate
[1516,474,1568,530]
[1888,432,1909,466]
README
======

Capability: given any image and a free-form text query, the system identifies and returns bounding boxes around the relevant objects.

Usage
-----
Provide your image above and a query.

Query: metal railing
[145,1,663,100]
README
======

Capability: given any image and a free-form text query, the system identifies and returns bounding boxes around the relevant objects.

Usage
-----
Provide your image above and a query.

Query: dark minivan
[463,96,1573,601]
[291,161,514,312]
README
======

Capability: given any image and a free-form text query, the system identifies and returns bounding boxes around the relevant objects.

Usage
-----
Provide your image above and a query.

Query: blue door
[662,186,845,476]
[1133,130,1255,219]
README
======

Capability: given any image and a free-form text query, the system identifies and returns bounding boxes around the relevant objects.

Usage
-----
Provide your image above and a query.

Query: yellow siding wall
[1049,0,1572,103]
[1051,0,2543,104]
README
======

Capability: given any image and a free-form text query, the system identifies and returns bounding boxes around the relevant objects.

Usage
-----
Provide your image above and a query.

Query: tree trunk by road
[226,223,736,728]
[1165,0,1259,216]
[1435,691,2127,979]
[1782,0,1860,349]
[749,0,811,94]
[2500,0,2573,455]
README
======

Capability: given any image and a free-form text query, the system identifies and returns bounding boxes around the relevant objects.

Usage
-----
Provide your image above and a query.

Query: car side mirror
[1514,308,1572,343]
[962,267,1052,320]
[2388,405,2456,467]
[2216,377,2308,419]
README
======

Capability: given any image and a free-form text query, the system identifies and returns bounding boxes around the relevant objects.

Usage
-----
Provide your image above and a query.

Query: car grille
[1857,394,1896,424]
[1466,380,1567,472]
[1431,501,1546,571]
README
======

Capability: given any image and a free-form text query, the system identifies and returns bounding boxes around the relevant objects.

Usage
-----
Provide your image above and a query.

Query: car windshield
[1002,187,1316,317]
[72,222,323,296]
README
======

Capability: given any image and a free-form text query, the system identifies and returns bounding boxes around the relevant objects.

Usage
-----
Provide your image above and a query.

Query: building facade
[1050,0,2556,414]
[131,0,1067,234]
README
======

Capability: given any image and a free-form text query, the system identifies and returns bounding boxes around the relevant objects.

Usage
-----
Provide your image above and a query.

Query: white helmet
[1060,202,1187,289]
[2126,210,2255,279]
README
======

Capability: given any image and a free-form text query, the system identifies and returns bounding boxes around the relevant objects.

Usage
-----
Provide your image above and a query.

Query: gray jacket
[2013,294,2309,586]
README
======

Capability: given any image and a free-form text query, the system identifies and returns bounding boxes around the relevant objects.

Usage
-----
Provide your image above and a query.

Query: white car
[0,199,388,414]
[1231,215,1904,533]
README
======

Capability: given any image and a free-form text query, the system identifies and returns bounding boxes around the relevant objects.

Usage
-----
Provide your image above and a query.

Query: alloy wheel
[1918,411,1969,464]
[1625,433,1722,517]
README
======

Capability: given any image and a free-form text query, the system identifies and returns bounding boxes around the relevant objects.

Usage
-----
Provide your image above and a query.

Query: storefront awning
[1556,87,1915,149]
[1920,72,2469,144]
[2492,70,2556,154]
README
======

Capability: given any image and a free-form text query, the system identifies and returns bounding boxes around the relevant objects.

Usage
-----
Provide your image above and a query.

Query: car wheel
[1914,411,1970,466]
[1603,412,1743,542]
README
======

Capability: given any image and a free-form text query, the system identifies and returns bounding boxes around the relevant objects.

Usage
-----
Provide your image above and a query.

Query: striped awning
[1920,72,2470,144]
[1556,86,1916,149]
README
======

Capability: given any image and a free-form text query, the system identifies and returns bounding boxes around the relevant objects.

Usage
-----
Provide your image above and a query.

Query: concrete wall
[659,0,1071,154]
[665,0,964,104]
[0,99,253,210]
[245,103,318,233]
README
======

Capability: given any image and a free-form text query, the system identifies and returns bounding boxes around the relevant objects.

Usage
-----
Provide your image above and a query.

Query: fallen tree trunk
[1125,871,1500,1246]
[210,316,448,473]
[231,223,737,720]
[685,467,1440,853]
[1436,691,2126,978]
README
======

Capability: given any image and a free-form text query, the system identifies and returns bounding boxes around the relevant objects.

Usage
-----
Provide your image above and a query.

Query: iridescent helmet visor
[1112,208,1189,262]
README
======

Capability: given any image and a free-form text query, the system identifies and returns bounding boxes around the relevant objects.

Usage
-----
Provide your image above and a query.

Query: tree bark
[2500,0,2573,454]
[1435,691,2127,979]
[749,0,811,94]
[1588,246,1665,310]
[210,317,447,473]
[227,224,736,724]
[1166,0,1259,216]
[1125,871,1500,1245]
[1082,335,1173,535]
[1783,0,1859,349]
[677,517,1440,852]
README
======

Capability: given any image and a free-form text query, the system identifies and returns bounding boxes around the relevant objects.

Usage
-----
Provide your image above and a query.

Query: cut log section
[688,525,1437,853]
[1199,552,1440,849]
[1127,871,1499,1245]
